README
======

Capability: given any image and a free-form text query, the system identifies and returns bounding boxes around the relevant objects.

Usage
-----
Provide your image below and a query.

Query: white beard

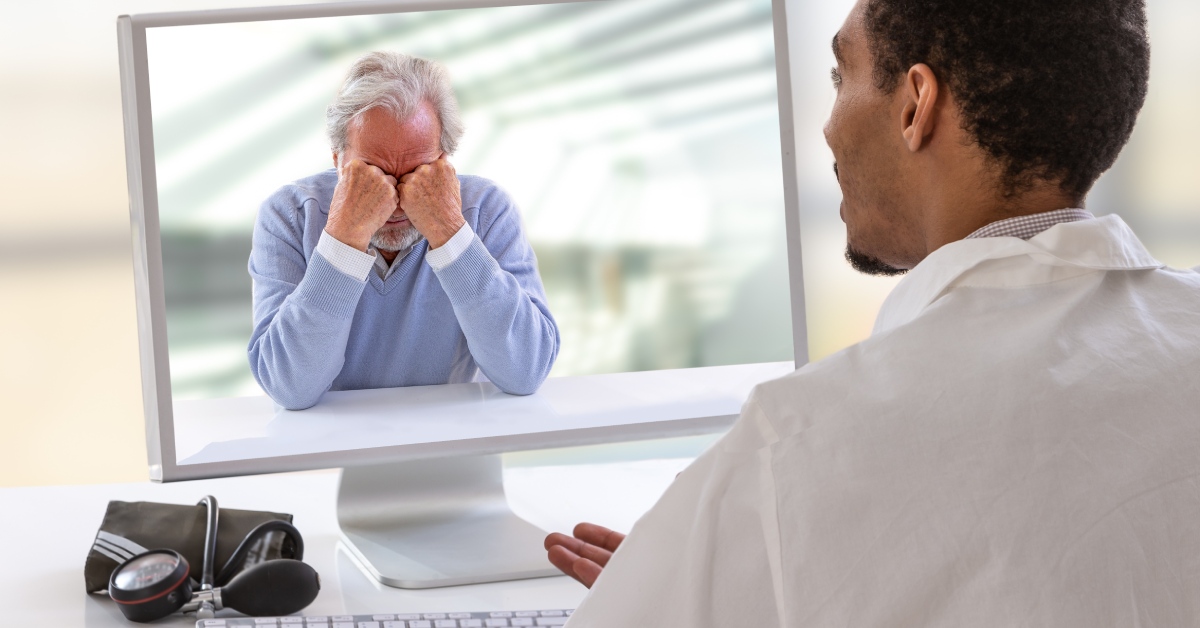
[371,222,423,253]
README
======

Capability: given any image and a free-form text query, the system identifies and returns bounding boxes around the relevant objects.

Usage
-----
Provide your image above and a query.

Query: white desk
[2,458,691,625]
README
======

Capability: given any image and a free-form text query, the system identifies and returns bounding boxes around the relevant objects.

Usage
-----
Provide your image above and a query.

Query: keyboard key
[485,620,509,627]
[202,621,227,626]
[535,620,567,626]
[423,615,446,620]
[333,623,354,628]
[489,612,513,618]
[382,622,406,628]
[282,619,305,625]
[460,621,483,627]
[373,616,396,621]
[396,615,421,621]
[409,622,432,628]
[307,619,330,623]
[510,620,533,627]
[434,621,456,628]
[334,618,355,623]
[256,620,279,625]
[358,623,381,628]
[516,612,539,618]
[448,613,471,619]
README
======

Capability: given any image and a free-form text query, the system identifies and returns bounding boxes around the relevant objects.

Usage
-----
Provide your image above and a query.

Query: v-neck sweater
[248,169,559,410]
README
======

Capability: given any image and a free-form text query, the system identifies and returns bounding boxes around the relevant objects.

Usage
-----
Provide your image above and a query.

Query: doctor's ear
[332,152,340,171]
[900,63,940,152]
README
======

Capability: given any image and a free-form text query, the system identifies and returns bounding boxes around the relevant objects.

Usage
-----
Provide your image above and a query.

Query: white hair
[326,51,464,156]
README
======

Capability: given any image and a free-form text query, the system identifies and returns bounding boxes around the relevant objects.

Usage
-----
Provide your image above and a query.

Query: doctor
[548,0,1200,625]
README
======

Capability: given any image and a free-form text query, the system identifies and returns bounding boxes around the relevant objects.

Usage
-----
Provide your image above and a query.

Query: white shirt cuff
[425,223,475,271]
[316,229,376,282]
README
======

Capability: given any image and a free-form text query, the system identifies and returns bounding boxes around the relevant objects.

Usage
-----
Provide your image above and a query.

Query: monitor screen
[119,0,806,483]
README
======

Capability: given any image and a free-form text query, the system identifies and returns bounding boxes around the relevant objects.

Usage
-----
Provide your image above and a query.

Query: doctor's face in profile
[824,0,923,277]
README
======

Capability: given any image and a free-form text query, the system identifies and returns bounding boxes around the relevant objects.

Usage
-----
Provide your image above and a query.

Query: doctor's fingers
[545,544,581,581]
[546,544,604,588]
[545,532,615,567]
[573,522,626,553]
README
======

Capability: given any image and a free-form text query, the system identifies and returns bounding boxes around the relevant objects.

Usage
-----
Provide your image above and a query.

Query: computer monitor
[117,0,807,588]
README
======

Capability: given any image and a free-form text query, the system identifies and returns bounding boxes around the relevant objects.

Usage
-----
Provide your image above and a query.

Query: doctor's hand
[544,523,625,589]
[397,155,464,249]
[326,159,399,253]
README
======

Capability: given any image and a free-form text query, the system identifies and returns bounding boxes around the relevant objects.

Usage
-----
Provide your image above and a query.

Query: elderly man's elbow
[252,368,324,410]
[495,356,556,396]
[276,392,322,411]
[489,361,551,395]
[502,335,560,396]
[262,378,326,410]
[497,377,543,396]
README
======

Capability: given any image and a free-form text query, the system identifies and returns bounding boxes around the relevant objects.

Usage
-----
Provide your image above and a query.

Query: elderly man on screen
[248,52,558,410]
[546,0,1200,625]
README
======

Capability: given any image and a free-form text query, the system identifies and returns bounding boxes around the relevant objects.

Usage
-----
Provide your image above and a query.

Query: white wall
[0,0,337,487]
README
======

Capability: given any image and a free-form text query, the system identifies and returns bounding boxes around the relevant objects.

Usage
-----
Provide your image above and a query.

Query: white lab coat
[566,215,1200,627]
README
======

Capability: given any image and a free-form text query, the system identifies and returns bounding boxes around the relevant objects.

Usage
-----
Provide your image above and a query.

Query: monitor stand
[335,454,560,589]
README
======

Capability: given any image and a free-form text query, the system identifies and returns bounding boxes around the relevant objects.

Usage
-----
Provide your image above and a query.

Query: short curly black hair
[863,0,1150,199]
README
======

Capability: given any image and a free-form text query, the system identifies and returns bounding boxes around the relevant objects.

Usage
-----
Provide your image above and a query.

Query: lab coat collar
[872,214,1163,335]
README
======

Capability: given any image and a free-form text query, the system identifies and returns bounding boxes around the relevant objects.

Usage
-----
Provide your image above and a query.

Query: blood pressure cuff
[85,500,296,593]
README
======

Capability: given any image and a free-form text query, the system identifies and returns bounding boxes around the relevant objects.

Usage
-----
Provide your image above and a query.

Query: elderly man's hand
[398,155,465,249]
[326,159,399,252]
[544,523,625,589]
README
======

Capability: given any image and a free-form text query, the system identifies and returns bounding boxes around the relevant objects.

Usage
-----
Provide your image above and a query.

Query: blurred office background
[2,0,1198,486]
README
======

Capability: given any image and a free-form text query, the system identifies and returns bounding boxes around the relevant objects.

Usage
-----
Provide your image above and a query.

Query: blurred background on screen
[148,0,796,401]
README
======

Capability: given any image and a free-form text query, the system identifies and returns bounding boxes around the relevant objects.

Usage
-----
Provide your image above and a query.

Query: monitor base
[336,454,560,589]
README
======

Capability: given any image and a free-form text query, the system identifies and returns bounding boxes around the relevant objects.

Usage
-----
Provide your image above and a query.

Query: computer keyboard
[195,610,573,627]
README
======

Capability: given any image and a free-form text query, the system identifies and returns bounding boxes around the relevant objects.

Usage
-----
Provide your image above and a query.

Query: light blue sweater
[247,169,559,410]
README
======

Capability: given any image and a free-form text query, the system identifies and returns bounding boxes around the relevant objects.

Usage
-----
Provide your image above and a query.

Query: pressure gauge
[108,549,193,623]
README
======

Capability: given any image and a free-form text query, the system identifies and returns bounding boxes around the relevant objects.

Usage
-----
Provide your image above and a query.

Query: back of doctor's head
[864,0,1150,201]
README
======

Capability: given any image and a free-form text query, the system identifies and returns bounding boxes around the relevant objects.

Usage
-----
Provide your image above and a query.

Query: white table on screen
[2,458,692,626]
[169,363,791,471]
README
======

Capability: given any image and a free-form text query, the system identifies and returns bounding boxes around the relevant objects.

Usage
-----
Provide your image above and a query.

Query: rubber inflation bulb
[219,560,320,617]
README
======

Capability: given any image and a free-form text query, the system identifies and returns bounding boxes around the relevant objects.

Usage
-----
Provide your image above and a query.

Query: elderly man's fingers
[573,522,626,553]
[342,159,391,185]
